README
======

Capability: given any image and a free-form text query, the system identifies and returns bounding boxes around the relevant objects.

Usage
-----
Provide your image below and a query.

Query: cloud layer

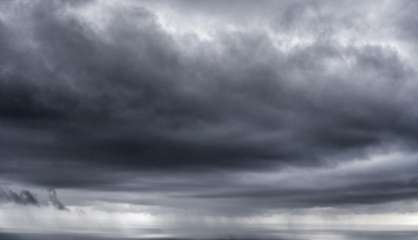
[2,0,418,236]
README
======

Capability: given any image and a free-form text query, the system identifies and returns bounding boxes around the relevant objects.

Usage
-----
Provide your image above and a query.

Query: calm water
[1,230,418,240]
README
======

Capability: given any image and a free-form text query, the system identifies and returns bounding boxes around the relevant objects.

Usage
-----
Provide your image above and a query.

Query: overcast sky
[2,0,418,238]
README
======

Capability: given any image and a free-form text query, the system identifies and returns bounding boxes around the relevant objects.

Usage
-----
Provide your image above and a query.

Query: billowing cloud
[2,0,418,238]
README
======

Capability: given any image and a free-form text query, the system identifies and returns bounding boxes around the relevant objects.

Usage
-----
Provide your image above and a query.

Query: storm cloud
[2,0,418,237]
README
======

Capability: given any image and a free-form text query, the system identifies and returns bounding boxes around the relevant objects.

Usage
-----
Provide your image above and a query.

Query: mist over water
[2,230,418,240]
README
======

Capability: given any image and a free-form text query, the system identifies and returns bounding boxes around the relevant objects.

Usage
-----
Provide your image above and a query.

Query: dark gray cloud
[193,179,418,208]
[1,0,418,216]
[0,188,39,206]
[0,187,67,210]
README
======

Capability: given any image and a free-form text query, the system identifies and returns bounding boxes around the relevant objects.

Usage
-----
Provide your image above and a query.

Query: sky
[1,0,418,238]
